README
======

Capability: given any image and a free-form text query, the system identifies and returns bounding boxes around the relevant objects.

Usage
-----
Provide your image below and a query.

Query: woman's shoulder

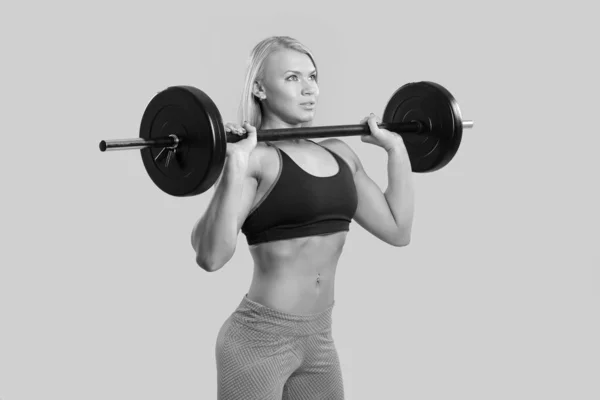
[248,142,279,178]
[316,138,360,174]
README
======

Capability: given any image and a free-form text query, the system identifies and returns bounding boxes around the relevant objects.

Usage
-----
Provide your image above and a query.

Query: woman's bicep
[320,138,405,246]
[352,168,404,245]
[234,149,263,232]
[235,174,259,232]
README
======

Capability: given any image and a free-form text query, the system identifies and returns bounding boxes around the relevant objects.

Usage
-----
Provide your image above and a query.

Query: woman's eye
[286,74,317,81]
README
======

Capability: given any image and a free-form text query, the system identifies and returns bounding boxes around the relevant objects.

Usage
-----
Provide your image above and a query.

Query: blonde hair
[238,36,318,129]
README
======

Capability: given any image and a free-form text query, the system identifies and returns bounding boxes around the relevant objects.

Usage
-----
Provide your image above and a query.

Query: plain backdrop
[1,0,598,399]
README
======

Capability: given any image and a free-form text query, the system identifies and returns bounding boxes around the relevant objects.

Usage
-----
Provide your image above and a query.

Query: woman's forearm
[383,144,415,238]
[191,154,248,270]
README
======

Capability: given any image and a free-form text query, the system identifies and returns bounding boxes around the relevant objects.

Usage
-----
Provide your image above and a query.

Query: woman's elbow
[195,246,234,272]
[195,253,215,272]
[389,236,410,247]
[392,226,412,247]
[394,236,411,247]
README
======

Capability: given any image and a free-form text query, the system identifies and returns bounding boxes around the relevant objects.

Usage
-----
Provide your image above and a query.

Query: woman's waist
[248,274,335,315]
[230,292,335,336]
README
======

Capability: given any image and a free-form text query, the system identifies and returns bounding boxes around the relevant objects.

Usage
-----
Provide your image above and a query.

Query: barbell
[99,81,473,197]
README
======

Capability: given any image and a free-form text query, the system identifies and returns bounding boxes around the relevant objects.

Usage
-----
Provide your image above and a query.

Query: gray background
[1,0,598,399]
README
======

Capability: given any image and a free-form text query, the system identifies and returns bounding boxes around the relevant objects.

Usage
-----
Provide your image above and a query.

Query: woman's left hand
[359,113,406,152]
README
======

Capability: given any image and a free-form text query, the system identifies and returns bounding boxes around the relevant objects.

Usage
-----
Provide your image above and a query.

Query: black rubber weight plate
[139,86,226,197]
[382,81,463,172]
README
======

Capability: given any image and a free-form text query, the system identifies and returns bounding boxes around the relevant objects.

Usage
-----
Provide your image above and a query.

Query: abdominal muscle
[246,231,348,315]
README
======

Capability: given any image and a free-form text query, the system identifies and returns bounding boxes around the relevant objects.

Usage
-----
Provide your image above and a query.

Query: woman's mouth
[300,102,315,110]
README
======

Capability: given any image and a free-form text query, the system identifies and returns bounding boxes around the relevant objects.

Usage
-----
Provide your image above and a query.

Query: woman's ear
[253,81,266,100]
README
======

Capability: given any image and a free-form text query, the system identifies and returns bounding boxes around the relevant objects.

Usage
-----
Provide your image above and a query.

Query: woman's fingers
[360,113,381,125]
[224,122,246,135]
[367,116,379,133]
[242,121,256,140]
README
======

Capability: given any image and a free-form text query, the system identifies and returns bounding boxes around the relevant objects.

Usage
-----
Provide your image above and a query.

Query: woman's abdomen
[248,271,335,315]
[247,233,345,315]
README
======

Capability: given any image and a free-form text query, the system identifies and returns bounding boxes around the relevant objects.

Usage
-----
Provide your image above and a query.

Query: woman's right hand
[225,121,257,159]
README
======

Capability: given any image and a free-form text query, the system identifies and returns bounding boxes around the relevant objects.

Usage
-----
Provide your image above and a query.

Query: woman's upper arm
[234,146,263,232]
[201,146,261,236]
[235,177,259,233]
[319,138,406,246]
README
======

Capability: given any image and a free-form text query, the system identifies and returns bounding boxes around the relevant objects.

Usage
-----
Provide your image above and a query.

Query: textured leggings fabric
[215,294,345,399]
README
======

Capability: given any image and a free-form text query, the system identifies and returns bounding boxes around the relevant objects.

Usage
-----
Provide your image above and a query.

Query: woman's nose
[302,81,317,95]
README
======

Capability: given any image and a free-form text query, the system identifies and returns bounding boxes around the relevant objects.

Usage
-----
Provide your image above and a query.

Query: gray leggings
[215,294,345,399]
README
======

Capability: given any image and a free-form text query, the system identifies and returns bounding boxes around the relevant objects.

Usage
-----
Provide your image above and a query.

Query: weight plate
[383,81,463,172]
[139,86,226,197]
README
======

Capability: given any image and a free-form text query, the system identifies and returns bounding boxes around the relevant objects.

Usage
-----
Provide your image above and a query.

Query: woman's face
[257,49,319,128]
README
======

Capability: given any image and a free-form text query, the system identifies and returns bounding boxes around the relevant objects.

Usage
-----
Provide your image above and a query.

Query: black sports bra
[241,141,358,245]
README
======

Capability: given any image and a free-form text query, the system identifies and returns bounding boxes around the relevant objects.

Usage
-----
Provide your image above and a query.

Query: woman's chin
[277,112,316,127]
[297,112,316,124]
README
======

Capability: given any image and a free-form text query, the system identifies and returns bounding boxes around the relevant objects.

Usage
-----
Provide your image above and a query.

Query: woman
[191,36,414,400]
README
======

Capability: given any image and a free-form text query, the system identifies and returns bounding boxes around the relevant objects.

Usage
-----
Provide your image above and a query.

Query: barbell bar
[100,120,474,152]
[99,81,473,197]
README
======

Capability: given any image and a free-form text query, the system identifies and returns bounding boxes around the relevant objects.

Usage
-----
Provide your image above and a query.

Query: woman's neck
[260,120,301,131]
[260,117,306,145]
